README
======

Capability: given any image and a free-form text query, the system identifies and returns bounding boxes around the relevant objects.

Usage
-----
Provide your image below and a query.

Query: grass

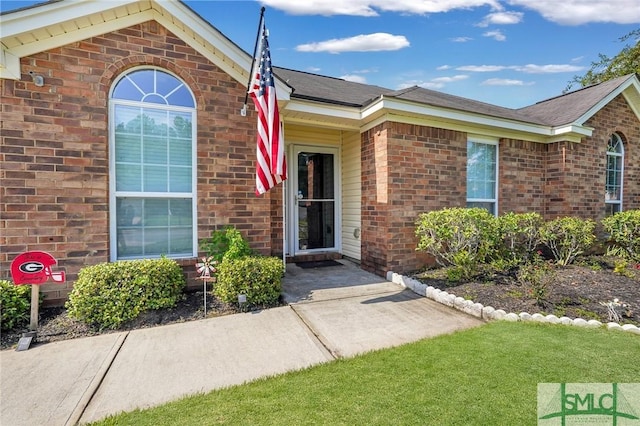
[94,322,640,425]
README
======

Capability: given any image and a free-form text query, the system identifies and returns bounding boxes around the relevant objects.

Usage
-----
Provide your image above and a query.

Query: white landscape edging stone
[389,271,640,336]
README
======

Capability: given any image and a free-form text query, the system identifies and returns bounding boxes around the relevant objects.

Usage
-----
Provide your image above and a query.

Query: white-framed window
[109,67,197,260]
[467,137,498,215]
[605,133,624,215]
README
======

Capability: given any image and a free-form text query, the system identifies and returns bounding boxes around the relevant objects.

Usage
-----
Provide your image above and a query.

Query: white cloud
[396,74,469,90]
[477,11,524,27]
[437,65,452,70]
[307,66,322,73]
[456,63,586,73]
[341,74,368,83]
[482,78,534,86]
[260,0,502,16]
[512,64,585,73]
[432,75,469,83]
[457,65,507,72]
[451,36,473,42]
[507,0,640,25]
[296,33,410,53]
[483,29,506,41]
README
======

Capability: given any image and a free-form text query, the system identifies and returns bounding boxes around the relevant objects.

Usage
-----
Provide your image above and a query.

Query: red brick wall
[360,94,639,276]
[361,122,467,276]
[498,139,546,215]
[0,21,279,305]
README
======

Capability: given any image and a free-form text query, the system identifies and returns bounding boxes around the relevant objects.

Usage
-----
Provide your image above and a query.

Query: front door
[293,147,338,254]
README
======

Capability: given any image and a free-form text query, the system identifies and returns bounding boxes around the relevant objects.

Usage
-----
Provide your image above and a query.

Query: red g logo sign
[10,251,66,285]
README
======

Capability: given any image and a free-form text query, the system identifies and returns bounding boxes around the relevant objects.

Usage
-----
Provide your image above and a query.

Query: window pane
[169,199,193,226]
[170,138,192,166]
[169,166,191,192]
[143,110,168,136]
[467,141,496,201]
[144,228,169,255]
[170,112,192,136]
[467,201,495,215]
[128,70,155,99]
[144,165,168,192]
[168,86,196,108]
[144,136,167,165]
[116,133,141,163]
[170,227,193,253]
[144,199,169,226]
[116,164,141,191]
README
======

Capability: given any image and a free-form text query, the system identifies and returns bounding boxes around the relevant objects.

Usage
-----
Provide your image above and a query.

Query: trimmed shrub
[540,217,596,266]
[495,212,544,267]
[215,256,283,306]
[200,226,254,263]
[415,207,499,277]
[602,209,640,262]
[66,258,185,330]
[0,280,31,331]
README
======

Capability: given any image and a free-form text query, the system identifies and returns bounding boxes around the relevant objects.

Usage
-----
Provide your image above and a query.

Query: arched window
[605,133,624,215]
[109,68,196,260]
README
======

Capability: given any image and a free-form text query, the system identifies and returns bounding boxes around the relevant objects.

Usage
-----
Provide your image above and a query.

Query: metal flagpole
[241,7,265,117]
[282,121,287,271]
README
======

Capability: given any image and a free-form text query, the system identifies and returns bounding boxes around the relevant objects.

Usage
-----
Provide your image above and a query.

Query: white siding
[285,124,342,147]
[284,124,361,260]
[341,131,361,260]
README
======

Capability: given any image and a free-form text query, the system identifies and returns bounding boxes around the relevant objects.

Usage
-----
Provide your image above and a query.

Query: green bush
[495,212,544,266]
[602,209,640,262]
[415,207,499,277]
[0,280,32,331]
[66,258,186,330]
[540,217,596,266]
[200,226,254,263]
[215,256,283,307]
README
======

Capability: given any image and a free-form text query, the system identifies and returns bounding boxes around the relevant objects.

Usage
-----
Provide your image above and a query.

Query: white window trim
[108,67,197,261]
[466,136,499,215]
[605,133,624,212]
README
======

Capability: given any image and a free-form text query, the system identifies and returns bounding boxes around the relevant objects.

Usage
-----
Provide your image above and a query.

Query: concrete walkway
[1,259,482,425]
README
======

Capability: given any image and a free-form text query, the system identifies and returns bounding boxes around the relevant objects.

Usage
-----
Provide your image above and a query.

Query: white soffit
[0,0,290,99]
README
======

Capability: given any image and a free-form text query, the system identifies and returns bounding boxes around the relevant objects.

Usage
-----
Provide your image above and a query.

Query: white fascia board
[363,96,592,140]
[283,99,361,121]
[0,49,21,79]
[0,0,140,37]
[574,76,640,125]
[361,113,587,144]
[156,3,290,99]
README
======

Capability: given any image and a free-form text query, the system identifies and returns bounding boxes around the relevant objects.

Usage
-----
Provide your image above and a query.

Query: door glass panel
[297,152,335,251]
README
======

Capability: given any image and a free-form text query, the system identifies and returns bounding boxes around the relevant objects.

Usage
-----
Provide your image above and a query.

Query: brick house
[1,1,639,305]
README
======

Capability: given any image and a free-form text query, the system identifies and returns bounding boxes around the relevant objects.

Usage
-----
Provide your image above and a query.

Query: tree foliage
[567,29,639,90]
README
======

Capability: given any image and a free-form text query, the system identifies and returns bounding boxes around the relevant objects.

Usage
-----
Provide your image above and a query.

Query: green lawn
[94,322,640,425]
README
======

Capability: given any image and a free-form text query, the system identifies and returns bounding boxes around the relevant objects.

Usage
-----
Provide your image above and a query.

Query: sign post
[10,251,65,349]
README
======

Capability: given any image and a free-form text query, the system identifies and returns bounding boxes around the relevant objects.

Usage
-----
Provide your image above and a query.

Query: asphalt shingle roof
[517,74,635,126]
[275,66,637,128]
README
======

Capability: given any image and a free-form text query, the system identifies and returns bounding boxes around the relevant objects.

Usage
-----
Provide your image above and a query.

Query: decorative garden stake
[196,256,217,317]
[10,251,65,351]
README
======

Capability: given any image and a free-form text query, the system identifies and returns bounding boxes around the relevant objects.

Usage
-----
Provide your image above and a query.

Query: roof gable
[0,0,290,99]
[517,74,640,126]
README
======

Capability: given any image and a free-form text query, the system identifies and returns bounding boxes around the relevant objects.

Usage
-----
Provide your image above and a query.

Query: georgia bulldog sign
[10,251,66,285]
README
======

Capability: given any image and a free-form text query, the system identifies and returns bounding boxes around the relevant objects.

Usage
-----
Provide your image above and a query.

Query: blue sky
[2,0,639,108]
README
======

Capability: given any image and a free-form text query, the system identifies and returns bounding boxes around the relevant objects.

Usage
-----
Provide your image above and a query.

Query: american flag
[250,21,286,196]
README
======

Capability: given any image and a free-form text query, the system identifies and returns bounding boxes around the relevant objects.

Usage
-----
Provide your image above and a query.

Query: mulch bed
[2,257,638,351]
[412,258,639,326]
[1,291,255,351]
